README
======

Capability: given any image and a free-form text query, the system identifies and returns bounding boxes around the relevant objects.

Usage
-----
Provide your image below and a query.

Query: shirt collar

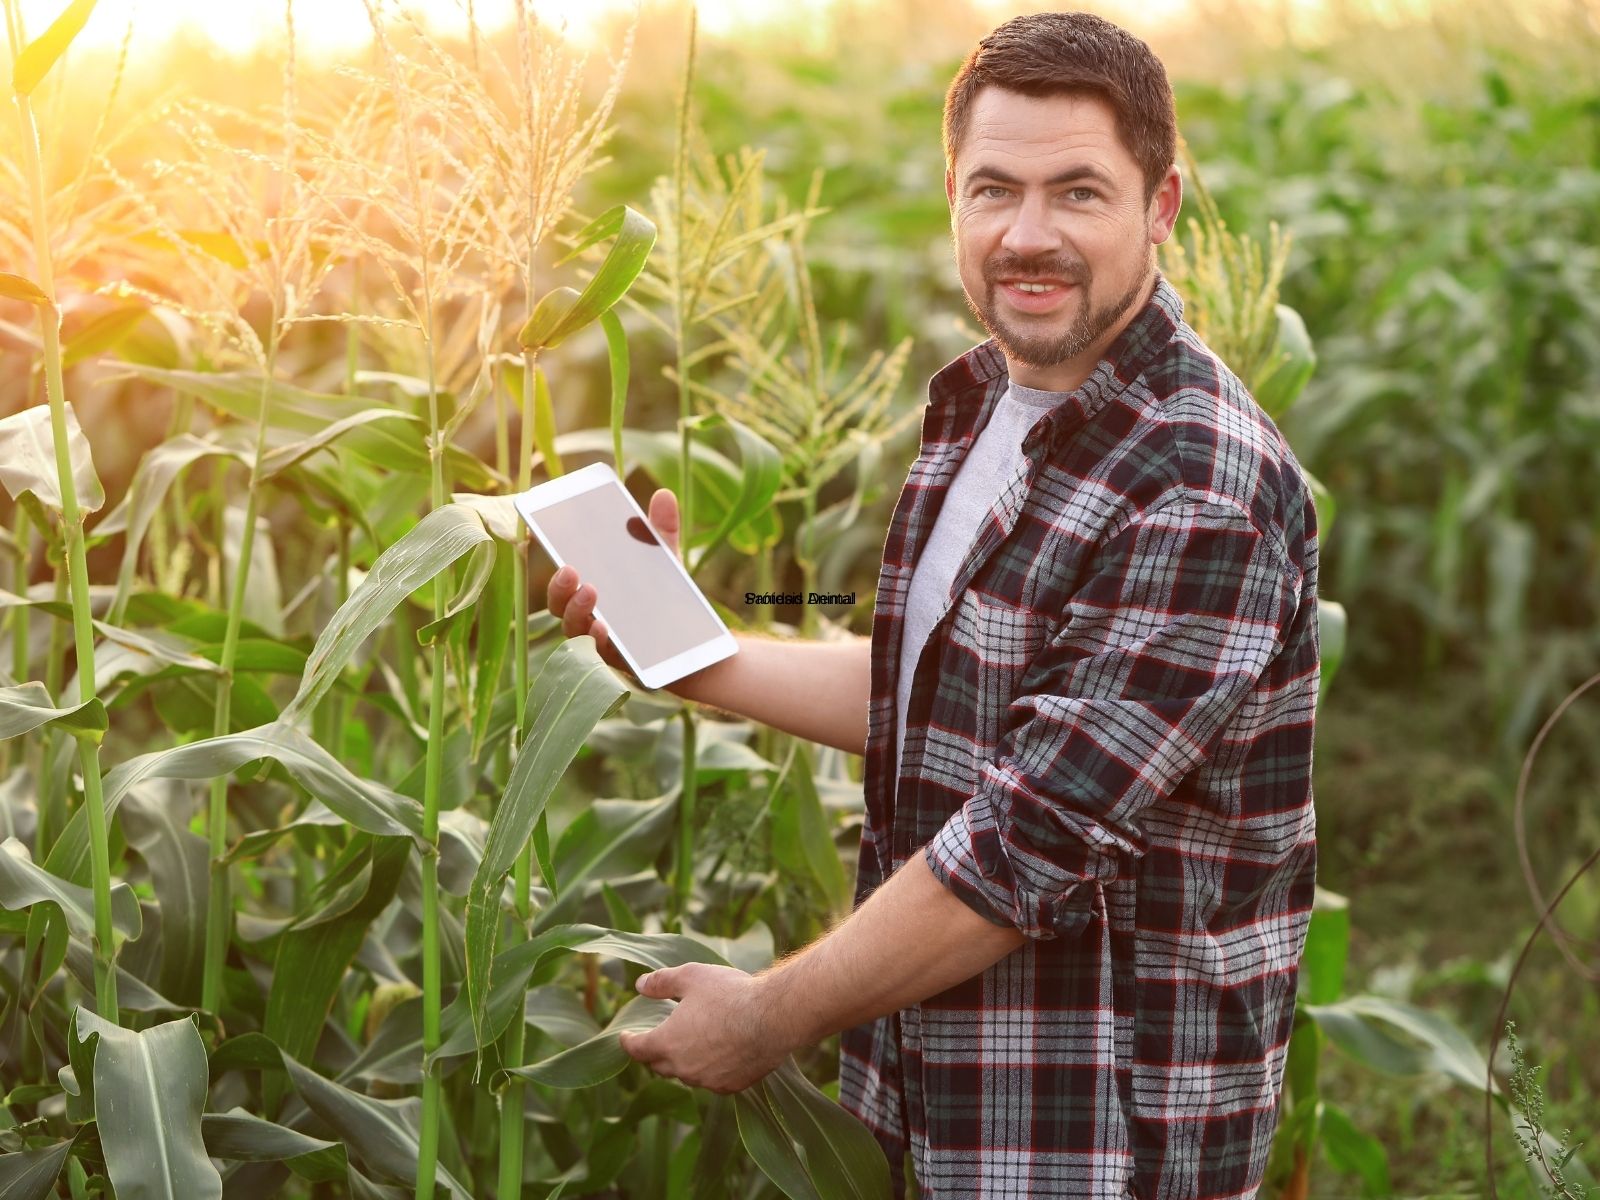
[926,272,1185,451]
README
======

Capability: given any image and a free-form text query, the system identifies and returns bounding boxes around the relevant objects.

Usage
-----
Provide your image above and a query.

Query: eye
[980,184,1009,199]
[1068,187,1097,202]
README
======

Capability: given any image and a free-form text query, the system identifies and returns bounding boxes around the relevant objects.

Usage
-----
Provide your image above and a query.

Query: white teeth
[1012,282,1057,293]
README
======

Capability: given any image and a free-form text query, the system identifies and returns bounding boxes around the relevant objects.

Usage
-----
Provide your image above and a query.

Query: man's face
[946,87,1180,390]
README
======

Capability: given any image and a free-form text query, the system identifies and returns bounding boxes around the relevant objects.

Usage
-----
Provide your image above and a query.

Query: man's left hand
[617,963,793,1094]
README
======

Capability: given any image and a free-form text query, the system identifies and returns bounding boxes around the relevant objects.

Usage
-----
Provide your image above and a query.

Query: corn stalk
[4,0,118,1021]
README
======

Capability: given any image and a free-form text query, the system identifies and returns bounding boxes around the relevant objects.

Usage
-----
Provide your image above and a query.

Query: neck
[1005,267,1157,393]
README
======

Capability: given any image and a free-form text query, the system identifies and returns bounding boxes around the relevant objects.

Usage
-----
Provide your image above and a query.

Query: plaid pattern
[838,275,1320,1199]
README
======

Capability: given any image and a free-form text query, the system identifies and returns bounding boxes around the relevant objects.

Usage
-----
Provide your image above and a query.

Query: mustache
[983,254,1089,285]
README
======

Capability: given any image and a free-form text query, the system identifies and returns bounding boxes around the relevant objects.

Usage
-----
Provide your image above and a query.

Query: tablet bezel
[512,462,738,690]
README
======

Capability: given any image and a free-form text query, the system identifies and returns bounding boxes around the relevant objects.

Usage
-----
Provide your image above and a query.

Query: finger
[546,564,579,617]
[635,965,688,1000]
[589,617,622,668]
[588,618,644,686]
[649,488,681,559]
[618,1028,657,1062]
[561,582,597,639]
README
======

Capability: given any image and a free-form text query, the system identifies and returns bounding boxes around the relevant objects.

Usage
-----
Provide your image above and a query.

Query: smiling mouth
[995,279,1078,311]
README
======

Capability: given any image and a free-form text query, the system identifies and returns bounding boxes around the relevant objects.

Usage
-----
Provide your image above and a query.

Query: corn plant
[1,0,122,1024]
[0,3,895,1196]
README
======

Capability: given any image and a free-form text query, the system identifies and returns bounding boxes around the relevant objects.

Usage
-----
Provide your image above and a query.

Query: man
[549,11,1320,1197]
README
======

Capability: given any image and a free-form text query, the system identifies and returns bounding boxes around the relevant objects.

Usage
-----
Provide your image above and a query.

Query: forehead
[954,86,1138,184]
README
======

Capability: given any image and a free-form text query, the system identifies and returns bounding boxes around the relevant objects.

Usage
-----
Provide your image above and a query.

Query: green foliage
[3,2,1596,1197]
[1508,1021,1593,1200]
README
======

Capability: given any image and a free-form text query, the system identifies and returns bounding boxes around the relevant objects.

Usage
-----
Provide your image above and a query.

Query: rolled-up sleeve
[924,492,1304,940]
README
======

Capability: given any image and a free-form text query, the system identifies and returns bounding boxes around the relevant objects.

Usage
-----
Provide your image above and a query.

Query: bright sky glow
[15,0,1205,59]
[12,0,869,57]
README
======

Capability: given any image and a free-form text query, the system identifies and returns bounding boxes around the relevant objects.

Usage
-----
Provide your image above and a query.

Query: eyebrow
[965,164,1117,190]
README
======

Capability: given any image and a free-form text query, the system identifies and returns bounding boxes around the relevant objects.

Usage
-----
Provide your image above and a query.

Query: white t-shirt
[891,381,1073,802]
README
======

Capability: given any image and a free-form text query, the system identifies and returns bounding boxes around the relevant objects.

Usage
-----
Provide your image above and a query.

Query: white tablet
[513,462,738,690]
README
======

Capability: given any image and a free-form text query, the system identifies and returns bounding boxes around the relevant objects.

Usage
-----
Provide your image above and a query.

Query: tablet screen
[532,482,725,670]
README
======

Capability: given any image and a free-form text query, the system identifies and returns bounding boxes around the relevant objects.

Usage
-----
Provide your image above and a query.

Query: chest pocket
[933,587,1055,765]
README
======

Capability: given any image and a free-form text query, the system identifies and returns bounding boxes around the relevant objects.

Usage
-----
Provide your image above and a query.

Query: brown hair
[943,12,1177,202]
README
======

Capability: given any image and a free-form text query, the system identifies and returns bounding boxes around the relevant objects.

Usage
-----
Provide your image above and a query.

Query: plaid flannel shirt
[838,274,1320,1199]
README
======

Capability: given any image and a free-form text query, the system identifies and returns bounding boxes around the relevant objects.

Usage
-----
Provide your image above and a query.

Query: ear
[945,167,956,211]
[1148,163,1182,245]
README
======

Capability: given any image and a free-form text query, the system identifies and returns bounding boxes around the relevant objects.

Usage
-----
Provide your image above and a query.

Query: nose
[999,192,1061,259]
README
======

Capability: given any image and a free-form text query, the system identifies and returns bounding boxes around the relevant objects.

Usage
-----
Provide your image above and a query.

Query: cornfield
[2,0,1596,1197]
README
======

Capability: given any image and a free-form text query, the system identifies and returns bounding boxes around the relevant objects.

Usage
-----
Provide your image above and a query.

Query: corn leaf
[0,272,50,307]
[1317,598,1347,706]
[72,1008,222,1200]
[284,504,494,723]
[600,309,630,475]
[769,743,850,914]
[519,206,657,351]
[120,782,207,1007]
[464,638,628,1057]
[496,994,673,1089]
[755,1060,892,1200]
[62,304,148,367]
[264,836,410,1066]
[531,367,564,477]
[468,539,514,757]
[684,411,783,569]
[0,1136,75,1200]
[531,793,679,934]
[0,403,105,517]
[0,836,139,943]
[256,408,437,481]
[1303,995,1495,1095]
[109,366,497,488]
[0,681,106,741]
[200,1109,347,1182]
[92,433,251,622]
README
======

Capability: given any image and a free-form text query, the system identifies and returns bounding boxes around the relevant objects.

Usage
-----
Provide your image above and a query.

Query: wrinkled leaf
[0,403,105,517]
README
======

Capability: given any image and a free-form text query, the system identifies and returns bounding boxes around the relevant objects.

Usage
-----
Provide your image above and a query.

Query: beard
[965,251,1147,370]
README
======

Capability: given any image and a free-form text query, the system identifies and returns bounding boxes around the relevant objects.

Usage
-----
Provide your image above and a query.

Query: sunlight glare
[12,0,853,58]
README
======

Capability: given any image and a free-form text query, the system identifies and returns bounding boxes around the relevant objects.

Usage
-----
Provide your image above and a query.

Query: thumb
[649,488,681,560]
[635,965,684,999]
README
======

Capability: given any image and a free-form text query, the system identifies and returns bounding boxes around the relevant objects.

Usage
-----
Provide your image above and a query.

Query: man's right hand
[544,483,871,754]
[544,485,683,683]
